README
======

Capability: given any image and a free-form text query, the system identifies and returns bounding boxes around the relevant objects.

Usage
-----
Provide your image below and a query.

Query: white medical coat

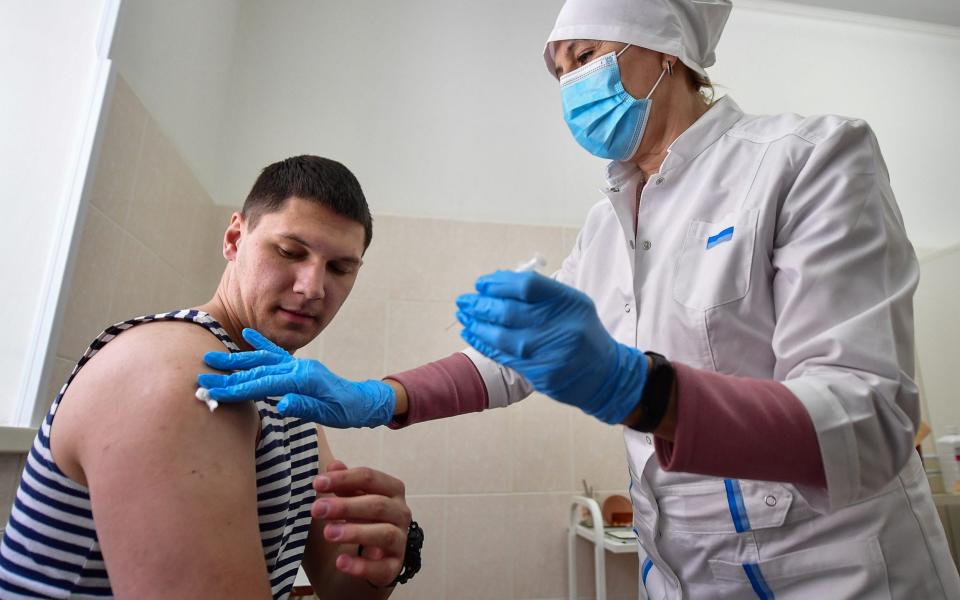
[464,96,960,598]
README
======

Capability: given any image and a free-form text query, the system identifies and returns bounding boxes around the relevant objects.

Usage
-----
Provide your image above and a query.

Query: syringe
[445,252,548,330]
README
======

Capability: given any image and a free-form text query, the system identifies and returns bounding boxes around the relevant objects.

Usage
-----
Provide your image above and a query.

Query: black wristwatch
[392,520,423,586]
[628,352,675,433]
[360,520,424,587]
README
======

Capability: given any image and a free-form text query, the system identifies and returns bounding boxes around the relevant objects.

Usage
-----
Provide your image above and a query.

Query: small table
[567,495,638,600]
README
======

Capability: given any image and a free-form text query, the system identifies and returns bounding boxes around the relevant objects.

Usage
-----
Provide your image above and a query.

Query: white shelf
[572,524,638,554]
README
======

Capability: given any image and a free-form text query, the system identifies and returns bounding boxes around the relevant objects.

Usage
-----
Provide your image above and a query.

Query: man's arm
[301,429,407,599]
[50,322,272,599]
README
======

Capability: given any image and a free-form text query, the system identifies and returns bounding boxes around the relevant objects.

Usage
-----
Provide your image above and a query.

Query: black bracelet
[628,352,675,433]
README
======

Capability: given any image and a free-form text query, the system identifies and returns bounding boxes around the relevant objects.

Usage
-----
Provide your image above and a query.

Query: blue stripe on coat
[723,479,751,533]
[641,557,654,585]
[743,563,775,599]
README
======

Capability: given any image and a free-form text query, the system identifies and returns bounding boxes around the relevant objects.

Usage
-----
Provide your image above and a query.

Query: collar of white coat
[601,95,744,243]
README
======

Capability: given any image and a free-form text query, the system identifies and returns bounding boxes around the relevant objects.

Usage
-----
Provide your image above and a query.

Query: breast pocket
[673,210,758,311]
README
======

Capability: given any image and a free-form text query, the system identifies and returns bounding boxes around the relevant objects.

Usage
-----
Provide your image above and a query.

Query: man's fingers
[325,460,348,473]
[334,554,402,587]
[324,522,407,556]
[312,494,411,526]
[314,466,405,499]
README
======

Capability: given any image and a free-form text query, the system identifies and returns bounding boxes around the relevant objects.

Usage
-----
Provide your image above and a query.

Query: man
[0,156,419,598]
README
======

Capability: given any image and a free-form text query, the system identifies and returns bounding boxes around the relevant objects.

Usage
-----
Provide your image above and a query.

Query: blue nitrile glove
[456,270,648,425]
[197,328,395,428]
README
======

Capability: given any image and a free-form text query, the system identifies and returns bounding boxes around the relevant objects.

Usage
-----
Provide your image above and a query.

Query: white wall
[111,0,240,203]
[108,1,960,249]
[0,1,112,425]
[915,245,960,442]
[200,0,960,249]
[718,1,960,249]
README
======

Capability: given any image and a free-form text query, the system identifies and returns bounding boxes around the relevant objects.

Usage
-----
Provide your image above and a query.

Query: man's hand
[314,461,412,587]
[197,328,395,428]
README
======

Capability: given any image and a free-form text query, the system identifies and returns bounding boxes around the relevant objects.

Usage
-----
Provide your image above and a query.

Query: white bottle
[935,425,960,495]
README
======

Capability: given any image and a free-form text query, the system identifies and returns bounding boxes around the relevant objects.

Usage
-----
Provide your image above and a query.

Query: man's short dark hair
[242,155,373,249]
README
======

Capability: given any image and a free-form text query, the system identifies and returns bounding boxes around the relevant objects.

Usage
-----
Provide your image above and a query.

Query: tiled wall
[309,216,640,600]
[0,75,230,528]
[0,75,639,598]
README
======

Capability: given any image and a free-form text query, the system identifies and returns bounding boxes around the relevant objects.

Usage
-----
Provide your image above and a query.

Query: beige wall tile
[386,218,473,302]
[380,420,448,495]
[511,395,574,493]
[385,300,464,374]
[107,232,162,322]
[446,409,512,495]
[561,227,581,260]
[508,493,573,599]
[126,120,176,257]
[57,206,124,360]
[0,454,27,528]
[444,494,514,599]
[388,495,446,600]
[317,297,387,380]
[348,214,397,301]
[321,427,381,471]
[571,410,631,495]
[88,76,146,225]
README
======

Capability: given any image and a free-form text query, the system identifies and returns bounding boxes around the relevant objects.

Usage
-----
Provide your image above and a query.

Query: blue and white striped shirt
[0,310,319,599]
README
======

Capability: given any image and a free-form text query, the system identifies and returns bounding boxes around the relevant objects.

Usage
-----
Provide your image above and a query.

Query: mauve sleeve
[386,352,488,429]
[655,362,827,489]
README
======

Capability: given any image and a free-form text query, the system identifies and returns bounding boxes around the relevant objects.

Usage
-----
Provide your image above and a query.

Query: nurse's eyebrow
[554,40,592,77]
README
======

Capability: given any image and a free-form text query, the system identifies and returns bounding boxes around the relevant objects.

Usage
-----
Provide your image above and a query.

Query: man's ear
[223,212,246,261]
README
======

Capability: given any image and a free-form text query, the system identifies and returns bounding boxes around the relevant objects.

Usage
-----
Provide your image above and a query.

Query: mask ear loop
[645,68,669,99]
[666,61,674,76]
[617,43,631,57]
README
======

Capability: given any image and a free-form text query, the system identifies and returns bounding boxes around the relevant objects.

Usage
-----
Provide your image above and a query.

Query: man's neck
[196,287,251,352]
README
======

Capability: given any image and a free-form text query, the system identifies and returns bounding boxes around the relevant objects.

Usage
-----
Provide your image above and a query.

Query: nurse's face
[552,39,665,101]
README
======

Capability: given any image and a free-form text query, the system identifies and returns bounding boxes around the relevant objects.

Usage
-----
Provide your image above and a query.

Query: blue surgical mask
[560,45,667,161]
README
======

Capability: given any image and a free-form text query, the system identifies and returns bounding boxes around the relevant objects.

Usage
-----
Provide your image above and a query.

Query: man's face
[223,197,366,352]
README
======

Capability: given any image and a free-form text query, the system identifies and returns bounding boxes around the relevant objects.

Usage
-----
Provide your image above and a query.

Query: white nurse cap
[543,0,733,79]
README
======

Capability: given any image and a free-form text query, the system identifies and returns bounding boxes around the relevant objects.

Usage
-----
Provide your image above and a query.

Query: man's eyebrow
[280,233,362,264]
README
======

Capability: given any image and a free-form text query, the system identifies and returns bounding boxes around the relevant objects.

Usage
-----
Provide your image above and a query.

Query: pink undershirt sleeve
[386,352,488,429]
[656,362,826,488]
[385,350,826,489]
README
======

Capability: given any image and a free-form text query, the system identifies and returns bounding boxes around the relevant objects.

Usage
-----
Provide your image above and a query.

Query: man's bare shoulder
[48,320,274,597]
[51,320,259,484]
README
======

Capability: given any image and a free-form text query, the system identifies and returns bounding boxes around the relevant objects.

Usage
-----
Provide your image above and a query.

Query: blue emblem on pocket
[706,226,734,249]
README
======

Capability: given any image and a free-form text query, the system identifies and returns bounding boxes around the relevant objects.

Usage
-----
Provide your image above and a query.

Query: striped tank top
[0,310,319,599]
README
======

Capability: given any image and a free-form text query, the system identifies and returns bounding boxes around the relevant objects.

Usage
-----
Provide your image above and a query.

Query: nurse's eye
[576,50,594,66]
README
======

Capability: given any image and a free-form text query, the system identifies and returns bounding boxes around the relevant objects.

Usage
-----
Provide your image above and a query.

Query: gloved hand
[456,270,648,425]
[197,328,395,428]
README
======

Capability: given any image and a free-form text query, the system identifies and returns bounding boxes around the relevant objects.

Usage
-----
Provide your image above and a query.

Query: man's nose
[293,263,325,300]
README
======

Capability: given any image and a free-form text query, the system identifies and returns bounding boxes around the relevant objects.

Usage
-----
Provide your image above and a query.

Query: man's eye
[329,264,354,276]
[576,51,594,65]
[277,247,298,259]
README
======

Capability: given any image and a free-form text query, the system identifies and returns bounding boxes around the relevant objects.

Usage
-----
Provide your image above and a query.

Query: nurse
[199,0,960,597]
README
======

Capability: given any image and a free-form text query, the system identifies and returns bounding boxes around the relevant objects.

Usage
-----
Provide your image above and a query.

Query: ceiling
[778,0,960,28]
